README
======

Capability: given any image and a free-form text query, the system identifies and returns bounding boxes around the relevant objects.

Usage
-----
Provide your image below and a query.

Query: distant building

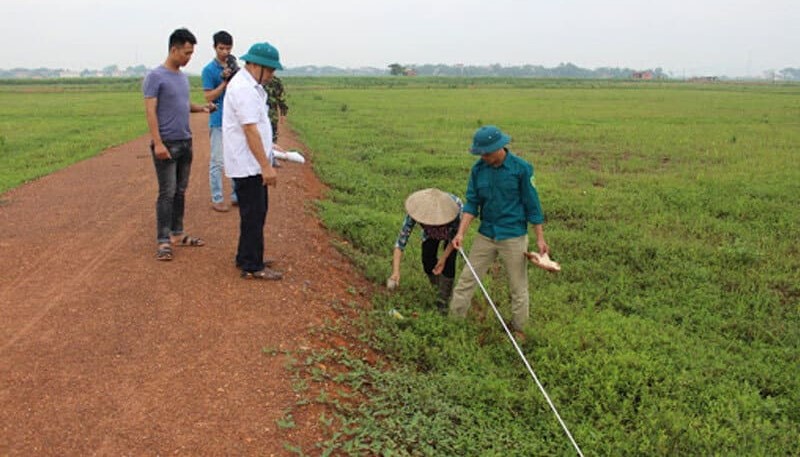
[403,68,417,77]
[632,71,654,80]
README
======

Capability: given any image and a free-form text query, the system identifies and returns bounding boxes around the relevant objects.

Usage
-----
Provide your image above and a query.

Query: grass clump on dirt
[285,77,800,455]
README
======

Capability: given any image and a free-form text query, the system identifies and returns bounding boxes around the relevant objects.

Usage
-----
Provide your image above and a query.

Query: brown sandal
[156,245,173,261]
[175,235,205,247]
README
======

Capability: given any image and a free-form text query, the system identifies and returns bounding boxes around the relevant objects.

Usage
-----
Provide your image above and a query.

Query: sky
[5,0,798,77]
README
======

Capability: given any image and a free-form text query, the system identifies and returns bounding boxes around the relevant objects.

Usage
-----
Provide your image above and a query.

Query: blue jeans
[151,139,193,244]
[209,127,237,204]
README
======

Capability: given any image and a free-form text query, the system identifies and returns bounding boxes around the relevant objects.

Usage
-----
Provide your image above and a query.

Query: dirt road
[0,117,371,455]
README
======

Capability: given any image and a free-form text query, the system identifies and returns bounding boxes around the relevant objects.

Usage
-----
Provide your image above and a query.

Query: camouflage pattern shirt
[263,76,288,140]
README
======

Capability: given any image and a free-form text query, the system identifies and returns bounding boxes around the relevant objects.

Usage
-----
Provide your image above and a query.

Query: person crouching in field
[143,28,215,261]
[222,42,283,280]
[450,126,549,339]
[388,188,462,313]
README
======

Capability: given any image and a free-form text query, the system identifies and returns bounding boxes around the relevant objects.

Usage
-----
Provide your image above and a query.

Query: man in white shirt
[222,42,283,280]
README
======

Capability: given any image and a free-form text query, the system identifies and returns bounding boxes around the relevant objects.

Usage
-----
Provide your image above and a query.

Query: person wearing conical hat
[450,125,550,339]
[388,188,463,313]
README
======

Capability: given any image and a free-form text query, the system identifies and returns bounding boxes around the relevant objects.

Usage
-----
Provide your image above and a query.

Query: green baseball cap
[240,42,283,70]
[470,125,511,155]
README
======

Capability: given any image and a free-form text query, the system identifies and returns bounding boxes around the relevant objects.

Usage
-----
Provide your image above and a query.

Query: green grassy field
[286,78,800,455]
[0,77,208,194]
[1,77,797,455]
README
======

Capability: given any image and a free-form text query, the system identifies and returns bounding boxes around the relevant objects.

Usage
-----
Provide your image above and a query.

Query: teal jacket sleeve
[521,162,545,225]
[463,164,480,217]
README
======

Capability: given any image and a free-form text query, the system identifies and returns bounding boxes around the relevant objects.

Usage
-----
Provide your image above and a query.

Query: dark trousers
[151,139,193,244]
[233,175,269,272]
[421,238,456,279]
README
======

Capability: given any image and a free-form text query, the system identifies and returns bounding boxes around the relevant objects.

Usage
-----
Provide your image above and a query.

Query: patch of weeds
[261,346,280,356]
[276,411,296,429]
[283,443,305,455]
[292,378,309,394]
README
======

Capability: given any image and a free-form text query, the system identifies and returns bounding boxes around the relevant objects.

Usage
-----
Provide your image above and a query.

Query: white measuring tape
[457,247,584,457]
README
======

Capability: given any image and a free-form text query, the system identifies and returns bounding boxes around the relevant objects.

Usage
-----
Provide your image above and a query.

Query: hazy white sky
[5,0,798,77]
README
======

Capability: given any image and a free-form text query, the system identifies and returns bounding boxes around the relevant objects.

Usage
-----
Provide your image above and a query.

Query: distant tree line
[3,64,799,81]
[386,64,799,81]
[777,67,800,81]
[0,65,149,79]
[387,62,668,79]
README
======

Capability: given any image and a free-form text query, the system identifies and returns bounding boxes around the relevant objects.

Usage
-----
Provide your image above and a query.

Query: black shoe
[241,268,283,280]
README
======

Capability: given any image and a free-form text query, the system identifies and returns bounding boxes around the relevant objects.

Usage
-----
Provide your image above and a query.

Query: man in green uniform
[450,125,550,338]
[264,76,288,142]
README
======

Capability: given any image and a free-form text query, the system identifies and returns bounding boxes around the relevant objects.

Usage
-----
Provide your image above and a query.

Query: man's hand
[262,165,277,187]
[153,142,171,160]
[451,213,474,251]
[190,102,215,113]
[537,239,549,256]
[533,224,548,255]
[432,260,445,275]
[201,102,216,113]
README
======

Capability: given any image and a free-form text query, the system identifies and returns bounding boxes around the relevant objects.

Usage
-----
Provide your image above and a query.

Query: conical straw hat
[404,188,459,226]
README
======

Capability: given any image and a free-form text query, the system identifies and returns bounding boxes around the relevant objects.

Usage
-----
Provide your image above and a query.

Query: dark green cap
[241,42,282,70]
[470,125,511,155]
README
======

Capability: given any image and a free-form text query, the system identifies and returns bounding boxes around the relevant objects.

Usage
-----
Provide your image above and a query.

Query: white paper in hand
[273,150,306,164]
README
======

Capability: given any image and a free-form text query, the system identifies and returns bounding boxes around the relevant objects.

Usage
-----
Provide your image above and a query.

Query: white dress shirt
[222,68,274,178]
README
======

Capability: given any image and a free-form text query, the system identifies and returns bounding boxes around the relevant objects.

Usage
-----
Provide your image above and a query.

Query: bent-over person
[389,188,462,313]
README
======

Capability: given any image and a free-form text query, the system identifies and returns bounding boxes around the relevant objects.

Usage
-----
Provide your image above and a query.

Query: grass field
[286,78,800,455]
[1,77,798,455]
[0,77,207,193]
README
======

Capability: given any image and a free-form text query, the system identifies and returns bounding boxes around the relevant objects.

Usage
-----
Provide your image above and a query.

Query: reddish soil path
[0,117,371,455]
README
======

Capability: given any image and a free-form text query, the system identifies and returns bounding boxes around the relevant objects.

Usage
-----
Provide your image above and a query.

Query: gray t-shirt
[142,65,192,141]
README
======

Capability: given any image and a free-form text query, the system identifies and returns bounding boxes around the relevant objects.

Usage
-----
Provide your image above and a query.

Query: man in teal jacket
[450,125,550,336]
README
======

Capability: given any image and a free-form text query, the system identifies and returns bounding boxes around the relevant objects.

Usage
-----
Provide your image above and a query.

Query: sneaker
[212,202,230,212]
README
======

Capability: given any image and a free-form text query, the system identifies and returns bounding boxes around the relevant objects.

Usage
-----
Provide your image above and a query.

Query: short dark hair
[168,28,197,50]
[213,31,233,47]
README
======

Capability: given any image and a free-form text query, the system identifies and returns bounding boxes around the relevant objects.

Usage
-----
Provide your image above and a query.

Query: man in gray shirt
[143,28,214,261]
